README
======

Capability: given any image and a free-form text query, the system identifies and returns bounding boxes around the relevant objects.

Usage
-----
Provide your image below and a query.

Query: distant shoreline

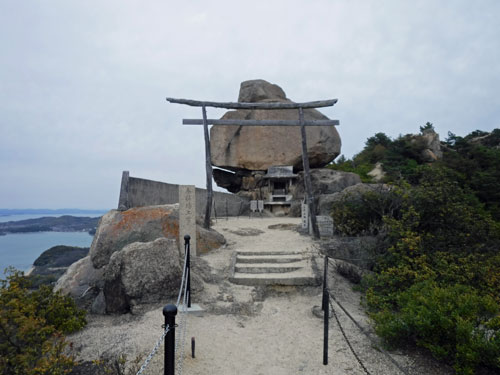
[0,215,101,235]
[0,208,108,216]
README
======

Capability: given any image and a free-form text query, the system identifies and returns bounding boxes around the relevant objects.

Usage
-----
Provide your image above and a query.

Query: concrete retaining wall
[118,171,249,217]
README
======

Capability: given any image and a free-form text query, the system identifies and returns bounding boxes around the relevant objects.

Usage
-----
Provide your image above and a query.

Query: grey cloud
[1,0,499,208]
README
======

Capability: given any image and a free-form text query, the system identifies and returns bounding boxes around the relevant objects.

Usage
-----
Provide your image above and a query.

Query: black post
[163,304,177,375]
[184,235,191,308]
[323,288,329,365]
[322,256,328,311]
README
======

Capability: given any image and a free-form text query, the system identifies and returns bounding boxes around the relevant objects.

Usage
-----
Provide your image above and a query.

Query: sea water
[0,212,100,276]
[0,231,94,275]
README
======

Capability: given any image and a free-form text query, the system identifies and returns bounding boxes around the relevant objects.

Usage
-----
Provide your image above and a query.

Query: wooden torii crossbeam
[166,97,339,239]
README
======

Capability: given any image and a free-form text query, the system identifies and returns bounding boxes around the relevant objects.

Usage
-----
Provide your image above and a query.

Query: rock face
[212,168,243,193]
[367,162,386,182]
[55,256,105,312]
[56,204,226,314]
[210,79,341,173]
[295,169,362,199]
[419,129,443,162]
[317,183,391,216]
[238,80,286,102]
[104,238,182,313]
[321,236,379,269]
[469,130,500,148]
[89,205,180,269]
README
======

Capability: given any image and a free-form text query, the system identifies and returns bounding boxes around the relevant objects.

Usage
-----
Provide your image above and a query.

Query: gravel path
[68,217,451,375]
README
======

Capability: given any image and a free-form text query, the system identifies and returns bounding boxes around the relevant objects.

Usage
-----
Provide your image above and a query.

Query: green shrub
[0,268,86,374]
[330,186,403,236]
[362,165,500,373]
[371,281,500,374]
[331,198,376,236]
[329,127,500,372]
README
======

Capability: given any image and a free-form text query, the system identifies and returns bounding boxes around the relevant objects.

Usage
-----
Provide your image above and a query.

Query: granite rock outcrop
[56,204,225,314]
[295,169,362,199]
[103,238,182,313]
[419,129,443,162]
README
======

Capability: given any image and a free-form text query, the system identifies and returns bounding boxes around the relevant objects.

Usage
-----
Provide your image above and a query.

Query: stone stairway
[230,250,318,286]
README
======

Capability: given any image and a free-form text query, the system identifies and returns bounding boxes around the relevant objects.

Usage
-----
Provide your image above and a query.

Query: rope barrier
[329,297,372,375]
[175,272,190,375]
[136,325,171,375]
[327,256,378,263]
[177,289,189,375]
[175,262,190,351]
[328,293,410,375]
[176,248,189,307]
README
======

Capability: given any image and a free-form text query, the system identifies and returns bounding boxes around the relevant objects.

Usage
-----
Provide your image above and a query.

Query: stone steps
[235,262,305,274]
[230,250,317,286]
[236,254,304,264]
[236,250,303,256]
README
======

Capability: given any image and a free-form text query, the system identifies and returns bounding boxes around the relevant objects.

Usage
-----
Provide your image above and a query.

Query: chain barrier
[329,297,372,375]
[136,238,192,375]
[136,324,171,375]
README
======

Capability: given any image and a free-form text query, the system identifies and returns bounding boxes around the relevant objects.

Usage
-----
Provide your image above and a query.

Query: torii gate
[166,97,339,239]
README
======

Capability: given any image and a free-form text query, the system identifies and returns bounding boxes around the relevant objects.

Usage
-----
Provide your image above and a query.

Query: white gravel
[68,217,451,375]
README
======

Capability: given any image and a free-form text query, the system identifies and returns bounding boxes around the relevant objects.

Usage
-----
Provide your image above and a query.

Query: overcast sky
[1,0,499,209]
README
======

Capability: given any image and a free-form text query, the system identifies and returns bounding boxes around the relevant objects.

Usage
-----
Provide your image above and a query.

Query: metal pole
[322,256,328,311]
[163,304,177,375]
[323,288,329,365]
[184,235,191,308]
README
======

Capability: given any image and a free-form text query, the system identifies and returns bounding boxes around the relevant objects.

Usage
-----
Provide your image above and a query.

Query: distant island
[28,245,90,288]
[0,208,107,216]
[0,215,101,235]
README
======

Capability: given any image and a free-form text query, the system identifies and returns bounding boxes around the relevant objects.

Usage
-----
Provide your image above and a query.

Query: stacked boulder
[55,205,225,314]
[210,79,342,196]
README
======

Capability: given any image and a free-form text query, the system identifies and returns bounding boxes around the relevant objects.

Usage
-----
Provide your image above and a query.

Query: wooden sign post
[201,106,213,229]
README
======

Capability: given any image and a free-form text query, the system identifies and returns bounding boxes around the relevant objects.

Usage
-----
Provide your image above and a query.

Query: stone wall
[117,171,249,217]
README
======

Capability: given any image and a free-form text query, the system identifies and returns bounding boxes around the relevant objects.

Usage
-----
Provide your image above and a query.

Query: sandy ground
[68,217,451,375]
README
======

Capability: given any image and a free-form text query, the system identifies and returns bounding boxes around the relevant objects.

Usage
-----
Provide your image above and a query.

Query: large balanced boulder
[210,79,341,172]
